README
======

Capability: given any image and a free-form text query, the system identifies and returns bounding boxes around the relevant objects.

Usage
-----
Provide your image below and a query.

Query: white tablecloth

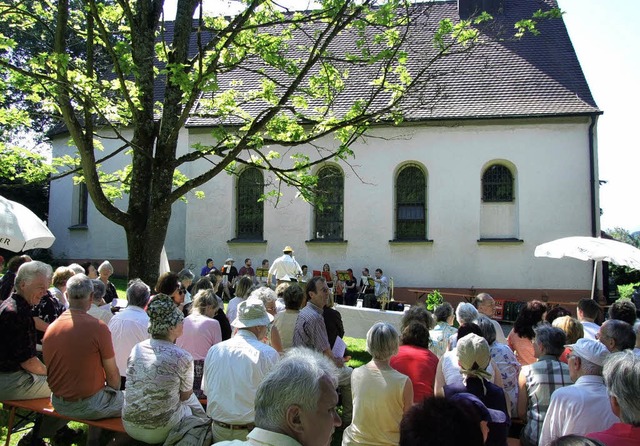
[336,304,405,339]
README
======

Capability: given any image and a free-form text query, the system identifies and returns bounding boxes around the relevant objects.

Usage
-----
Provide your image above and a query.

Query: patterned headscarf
[147,293,184,338]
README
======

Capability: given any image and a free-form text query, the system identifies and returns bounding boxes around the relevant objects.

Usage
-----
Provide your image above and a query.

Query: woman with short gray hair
[342,322,413,446]
[98,260,118,304]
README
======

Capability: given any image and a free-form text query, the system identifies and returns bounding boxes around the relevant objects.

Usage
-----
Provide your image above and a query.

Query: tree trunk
[125,204,172,287]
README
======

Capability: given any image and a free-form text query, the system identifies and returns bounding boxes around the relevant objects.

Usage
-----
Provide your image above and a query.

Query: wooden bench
[2,398,126,446]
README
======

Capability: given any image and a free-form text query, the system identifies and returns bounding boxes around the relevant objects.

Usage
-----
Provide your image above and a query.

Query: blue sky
[556,0,640,232]
[164,0,640,232]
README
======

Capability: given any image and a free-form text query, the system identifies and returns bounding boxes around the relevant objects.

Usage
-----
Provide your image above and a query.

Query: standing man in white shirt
[203,299,280,442]
[267,246,302,286]
[474,293,507,344]
[108,279,150,389]
[539,339,619,445]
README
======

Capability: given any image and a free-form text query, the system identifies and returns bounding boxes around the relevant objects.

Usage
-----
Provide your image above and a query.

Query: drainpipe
[588,114,598,237]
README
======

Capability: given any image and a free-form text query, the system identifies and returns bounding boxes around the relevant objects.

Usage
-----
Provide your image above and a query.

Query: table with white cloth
[335,304,406,339]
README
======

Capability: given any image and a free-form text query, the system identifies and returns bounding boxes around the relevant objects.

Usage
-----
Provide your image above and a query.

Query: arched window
[482,164,514,202]
[236,167,264,239]
[314,166,344,240]
[396,164,426,240]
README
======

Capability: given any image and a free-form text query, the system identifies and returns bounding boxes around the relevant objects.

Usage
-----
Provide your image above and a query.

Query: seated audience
[98,260,118,304]
[444,333,510,446]
[252,286,284,352]
[598,319,636,352]
[390,319,439,403]
[608,300,637,325]
[400,396,485,446]
[176,289,222,398]
[43,274,123,424]
[449,392,508,445]
[552,315,584,363]
[539,339,617,445]
[545,306,572,325]
[49,266,74,309]
[508,300,548,366]
[155,271,185,311]
[435,323,501,396]
[203,298,279,442]
[86,279,113,325]
[517,326,572,446]
[32,289,65,345]
[177,268,195,305]
[226,275,253,323]
[123,294,207,444]
[215,347,341,446]
[634,321,640,355]
[474,293,507,344]
[80,262,98,279]
[550,436,605,446]
[191,276,232,340]
[273,283,305,351]
[323,291,345,350]
[577,298,602,340]
[587,351,640,445]
[342,322,413,445]
[477,315,521,416]
[0,261,77,445]
[429,302,457,358]
[0,255,31,302]
[108,278,150,389]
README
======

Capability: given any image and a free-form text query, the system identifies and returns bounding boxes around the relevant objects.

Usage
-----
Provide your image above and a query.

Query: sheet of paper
[332,336,347,358]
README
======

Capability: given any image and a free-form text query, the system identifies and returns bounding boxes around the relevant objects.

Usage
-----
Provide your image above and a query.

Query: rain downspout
[588,114,598,237]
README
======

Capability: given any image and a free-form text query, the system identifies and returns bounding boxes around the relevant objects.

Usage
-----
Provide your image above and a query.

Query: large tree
[0,0,555,283]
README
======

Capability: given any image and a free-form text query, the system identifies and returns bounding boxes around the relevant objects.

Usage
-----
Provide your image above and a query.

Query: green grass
[0,281,369,446]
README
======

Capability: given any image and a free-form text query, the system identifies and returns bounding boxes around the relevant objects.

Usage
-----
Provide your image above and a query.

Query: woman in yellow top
[342,322,413,446]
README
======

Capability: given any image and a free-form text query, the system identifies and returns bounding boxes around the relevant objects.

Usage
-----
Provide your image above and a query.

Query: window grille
[314,166,344,240]
[396,164,426,240]
[482,164,514,202]
[236,168,264,239]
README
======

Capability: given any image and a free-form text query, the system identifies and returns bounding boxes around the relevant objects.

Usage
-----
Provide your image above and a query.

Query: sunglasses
[178,287,186,295]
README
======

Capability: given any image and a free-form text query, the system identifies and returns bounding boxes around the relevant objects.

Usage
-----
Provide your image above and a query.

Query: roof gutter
[589,113,599,237]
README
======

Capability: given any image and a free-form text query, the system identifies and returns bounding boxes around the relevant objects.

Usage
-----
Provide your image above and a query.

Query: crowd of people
[1,251,640,446]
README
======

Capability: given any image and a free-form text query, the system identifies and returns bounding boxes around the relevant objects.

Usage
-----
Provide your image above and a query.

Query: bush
[617,282,640,300]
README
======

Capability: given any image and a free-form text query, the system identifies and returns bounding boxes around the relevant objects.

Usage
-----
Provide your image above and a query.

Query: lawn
[0,278,370,445]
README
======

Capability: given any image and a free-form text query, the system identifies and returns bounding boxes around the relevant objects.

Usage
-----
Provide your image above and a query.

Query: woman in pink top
[507,300,547,366]
[176,289,221,397]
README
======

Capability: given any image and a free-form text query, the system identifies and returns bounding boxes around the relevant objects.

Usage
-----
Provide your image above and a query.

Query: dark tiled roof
[187,0,599,127]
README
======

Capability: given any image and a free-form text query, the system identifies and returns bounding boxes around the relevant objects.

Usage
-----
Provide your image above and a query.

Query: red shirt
[390,344,439,403]
[588,423,640,446]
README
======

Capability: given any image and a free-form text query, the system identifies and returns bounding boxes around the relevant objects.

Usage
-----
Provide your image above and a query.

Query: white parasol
[534,236,640,299]
[0,195,55,252]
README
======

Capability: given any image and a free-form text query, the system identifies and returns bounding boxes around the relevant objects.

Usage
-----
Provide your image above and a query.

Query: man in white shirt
[86,279,113,325]
[473,293,507,344]
[216,348,341,446]
[267,246,302,286]
[577,298,601,340]
[108,279,150,389]
[203,298,280,442]
[539,339,619,445]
